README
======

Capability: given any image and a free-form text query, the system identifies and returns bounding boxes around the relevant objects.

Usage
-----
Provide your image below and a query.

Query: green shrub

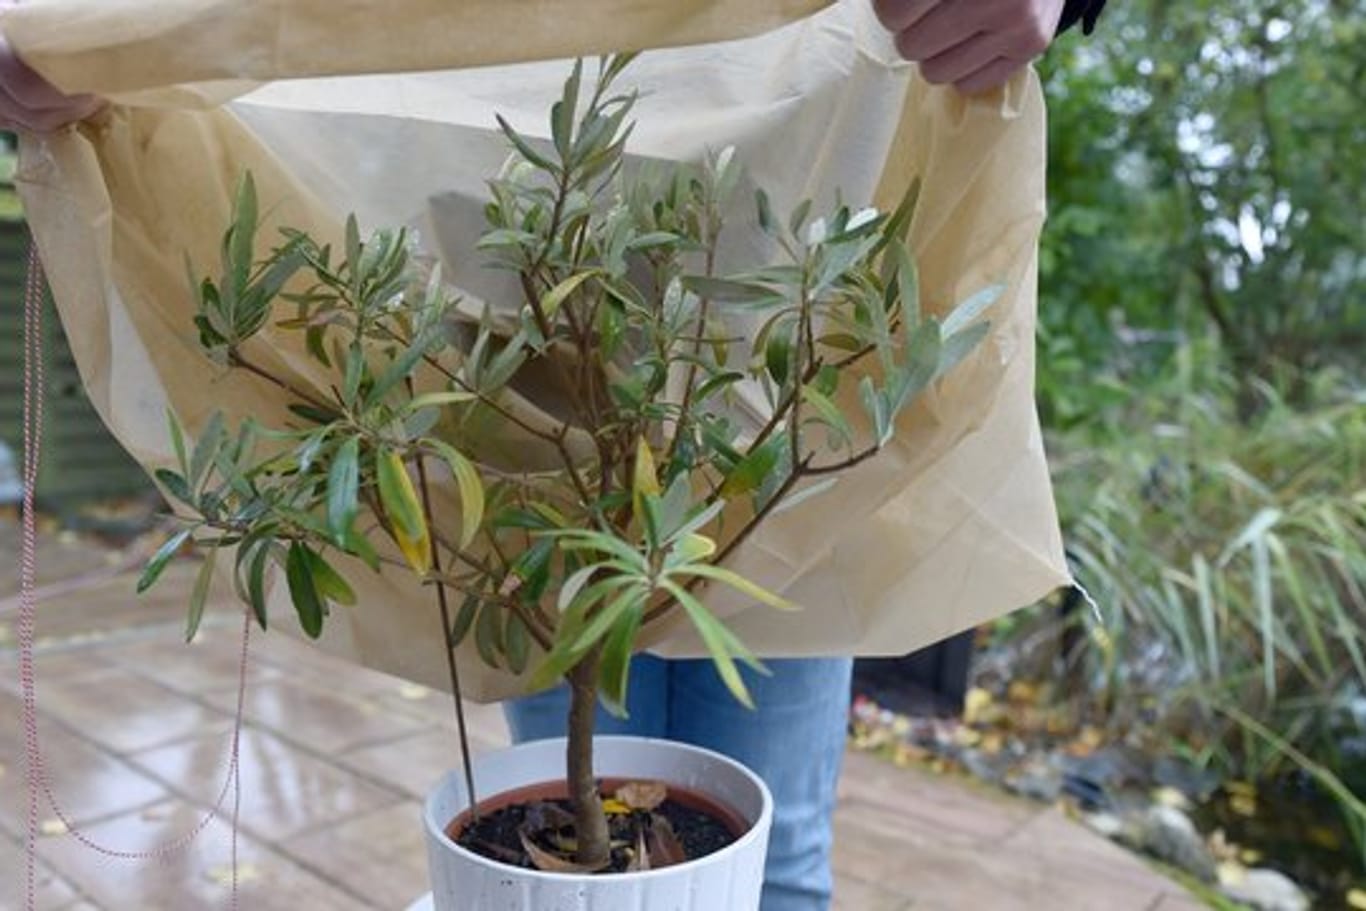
[1046,348,1365,850]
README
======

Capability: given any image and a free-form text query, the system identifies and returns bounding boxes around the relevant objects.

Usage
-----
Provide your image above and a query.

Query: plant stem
[227,350,334,413]
[413,448,480,821]
[566,649,610,867]
[664,234,719,468]
[803,445,881,476]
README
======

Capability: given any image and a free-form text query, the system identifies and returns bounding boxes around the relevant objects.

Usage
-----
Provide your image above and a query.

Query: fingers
[954,57,1023,95]
[892,0,999,62]
[876,0,1067,94]
[872,0,939,33]
[0,33,100,133]
[917,32,1005,87]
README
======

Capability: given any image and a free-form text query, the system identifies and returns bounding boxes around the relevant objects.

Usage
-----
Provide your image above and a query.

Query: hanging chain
[18,239,250,910]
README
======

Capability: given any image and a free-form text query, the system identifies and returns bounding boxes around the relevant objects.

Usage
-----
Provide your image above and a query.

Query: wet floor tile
[832,815,1033,910]
[37,798,373,911]
[98,626,283,696]
[337,728,505,802]
[837,752,1032,846]
[20,667,232,755]
[0,831,86,911]
[251,633,412,697]
[832,874,914,911]
[364,684,513,738]
[130,727,401,842]
[0,650,114,693]
[997,809,1167,910]
[6,565,206,646]
[284,801,430,909]
[197,676,429,754]
[0,692,169,839]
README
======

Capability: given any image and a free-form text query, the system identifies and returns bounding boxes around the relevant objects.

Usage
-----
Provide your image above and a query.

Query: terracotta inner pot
[445,776,751,843]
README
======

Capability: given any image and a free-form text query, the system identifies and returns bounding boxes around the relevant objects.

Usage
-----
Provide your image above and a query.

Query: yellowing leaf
[679,563,798,611]
[377,449,431,574]
[672,533,716,563]
[541,270,599,318]
[1229,793,1258,817]
[601,799,632,815]
[962,687,994,726]
[632,437,660,524]
[1345,888,1366,909]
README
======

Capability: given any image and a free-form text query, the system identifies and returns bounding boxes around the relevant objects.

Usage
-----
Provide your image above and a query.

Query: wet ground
[0,521,1198,910]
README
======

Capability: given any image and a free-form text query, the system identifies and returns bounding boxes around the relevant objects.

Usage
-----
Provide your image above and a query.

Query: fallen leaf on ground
[963,688,993,725]
[206,864,262,886]
[615,781,667,812]
[1153,786,1191,810]
[1229,793,1257,817]
[519,828,610,873]
[626,823,651,872]
[647,816,687,868]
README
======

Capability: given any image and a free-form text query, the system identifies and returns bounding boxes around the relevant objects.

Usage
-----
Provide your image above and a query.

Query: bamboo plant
[139,56,997,869]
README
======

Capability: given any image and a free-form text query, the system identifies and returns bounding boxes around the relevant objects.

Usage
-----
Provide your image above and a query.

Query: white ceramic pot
[422,735,773,911]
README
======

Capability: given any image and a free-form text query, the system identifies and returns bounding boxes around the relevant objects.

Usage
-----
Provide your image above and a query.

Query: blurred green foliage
[1037,0,1363,428]
[1006,0,1366,872]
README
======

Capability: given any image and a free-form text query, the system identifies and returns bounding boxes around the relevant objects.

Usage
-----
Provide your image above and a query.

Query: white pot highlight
[423,736,773,911]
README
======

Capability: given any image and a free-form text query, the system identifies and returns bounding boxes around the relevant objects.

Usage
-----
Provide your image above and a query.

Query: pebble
[1218,865,1310,911]
[1128,805,1217,883]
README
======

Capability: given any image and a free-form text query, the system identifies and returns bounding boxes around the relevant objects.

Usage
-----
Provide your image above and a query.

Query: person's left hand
[873,0,1068,95]
[0,2,103,133]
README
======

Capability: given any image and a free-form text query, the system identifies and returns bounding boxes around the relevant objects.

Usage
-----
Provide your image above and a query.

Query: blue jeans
[503,655,852,911]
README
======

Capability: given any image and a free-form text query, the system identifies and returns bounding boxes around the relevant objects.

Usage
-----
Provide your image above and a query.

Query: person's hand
[874,0,1068,95]
[0,3,102,133]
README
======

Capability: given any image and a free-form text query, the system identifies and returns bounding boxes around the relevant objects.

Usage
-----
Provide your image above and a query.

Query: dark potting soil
[453,796,738,874]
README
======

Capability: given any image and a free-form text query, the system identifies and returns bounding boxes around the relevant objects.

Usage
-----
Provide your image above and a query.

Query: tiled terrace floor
[0,523,1200,910]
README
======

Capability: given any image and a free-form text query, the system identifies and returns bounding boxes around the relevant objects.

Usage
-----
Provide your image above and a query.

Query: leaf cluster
[142,56,995,716]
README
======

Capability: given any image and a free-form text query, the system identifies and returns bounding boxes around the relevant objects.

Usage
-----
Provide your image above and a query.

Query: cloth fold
[8,0,1068,701]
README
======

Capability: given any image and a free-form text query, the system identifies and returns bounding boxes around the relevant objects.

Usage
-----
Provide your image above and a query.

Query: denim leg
[666,657,852,911]
[502,653,671,742]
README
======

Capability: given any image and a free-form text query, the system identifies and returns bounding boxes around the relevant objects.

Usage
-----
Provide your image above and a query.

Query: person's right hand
[0,5,102,133]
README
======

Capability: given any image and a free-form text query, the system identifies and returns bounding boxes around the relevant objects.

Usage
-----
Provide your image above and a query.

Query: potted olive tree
[138,56,994,909]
